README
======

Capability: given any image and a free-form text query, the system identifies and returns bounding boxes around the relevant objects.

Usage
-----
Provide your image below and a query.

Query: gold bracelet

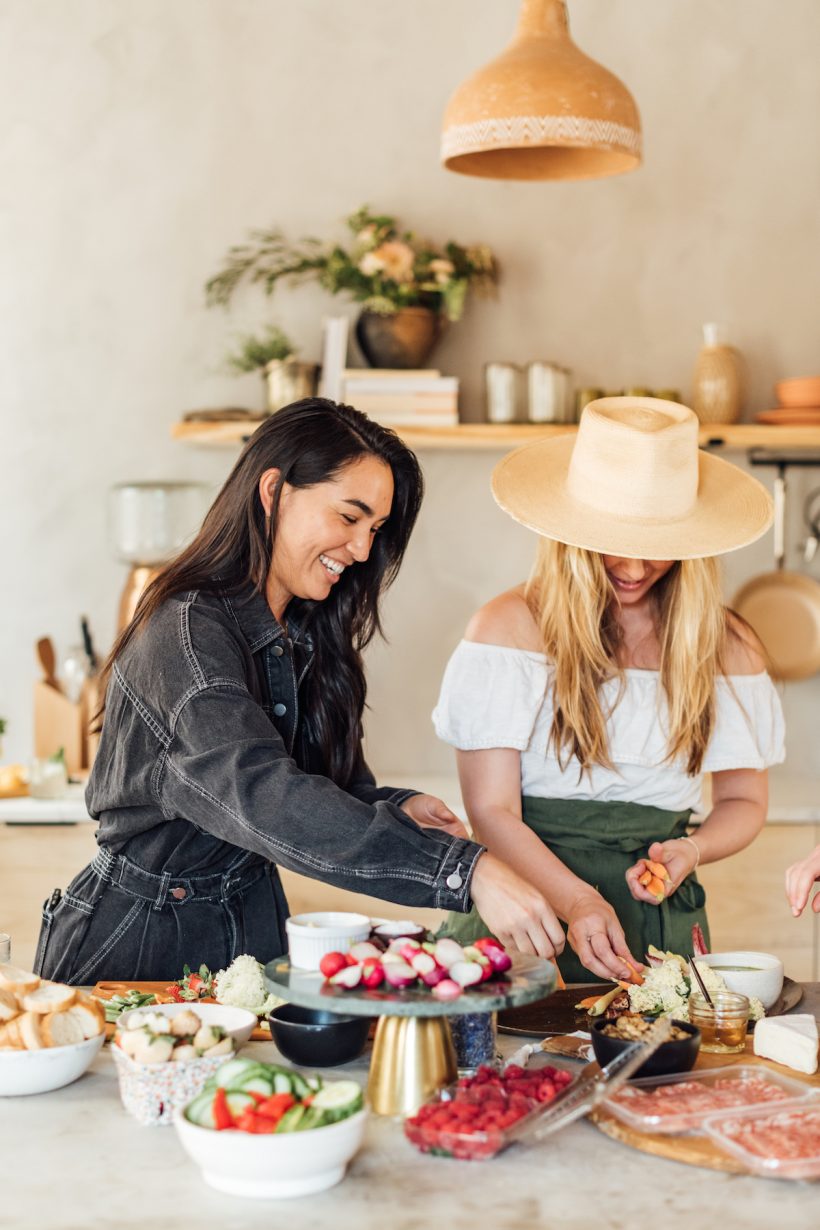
[680,835,701,868]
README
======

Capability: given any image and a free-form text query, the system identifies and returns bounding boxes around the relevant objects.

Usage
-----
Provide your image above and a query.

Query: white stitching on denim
[181,592,207,688]
[71,898,146,984]
[113,664,171,747]
[63,893,95,916]
[164,755,431,884]
[170,677,248,725]
[91,848,116,885]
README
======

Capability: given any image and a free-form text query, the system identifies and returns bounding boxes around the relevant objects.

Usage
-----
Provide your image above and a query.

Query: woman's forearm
[690,797,766,866]
[469,806,602,923]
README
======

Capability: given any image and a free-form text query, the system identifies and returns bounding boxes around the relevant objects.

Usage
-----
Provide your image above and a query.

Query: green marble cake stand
[265,954,556,1115]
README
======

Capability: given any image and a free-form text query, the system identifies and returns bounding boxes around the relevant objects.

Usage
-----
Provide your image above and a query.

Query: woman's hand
[785,845,820,917]
[468,853,566,960]
[565,891,643,982]
[626,839,699,905]
[400,794,468,840]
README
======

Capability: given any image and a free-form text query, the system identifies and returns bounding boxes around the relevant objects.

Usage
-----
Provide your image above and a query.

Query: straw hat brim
[491,435,773,560]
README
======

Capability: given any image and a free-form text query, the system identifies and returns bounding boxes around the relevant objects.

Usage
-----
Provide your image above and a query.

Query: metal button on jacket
[446,867,463,890]
[272,645,284,657]
[273,703,287,717]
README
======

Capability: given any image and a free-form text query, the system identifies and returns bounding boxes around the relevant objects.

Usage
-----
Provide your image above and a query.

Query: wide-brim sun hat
[491,397,773,560]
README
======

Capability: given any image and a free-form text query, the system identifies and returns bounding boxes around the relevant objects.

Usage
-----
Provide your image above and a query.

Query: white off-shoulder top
[432,640,786,813]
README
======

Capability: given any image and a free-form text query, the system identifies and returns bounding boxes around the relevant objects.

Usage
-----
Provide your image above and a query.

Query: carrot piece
[638,870,653,887]
[575,994,601,1010]
[644,859,670,880]
[647,876,666,902]
[554,966,566,990]
[621,957,644,986]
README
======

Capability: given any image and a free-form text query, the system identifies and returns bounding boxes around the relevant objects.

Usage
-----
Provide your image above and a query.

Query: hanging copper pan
[732,471,820,681]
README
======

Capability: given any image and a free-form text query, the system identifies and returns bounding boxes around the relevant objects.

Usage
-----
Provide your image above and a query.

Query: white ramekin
[285,912,371,970]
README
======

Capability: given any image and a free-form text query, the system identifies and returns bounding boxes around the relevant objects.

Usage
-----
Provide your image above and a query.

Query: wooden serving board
[90,981,271,1042]
[590,1039,820,1175]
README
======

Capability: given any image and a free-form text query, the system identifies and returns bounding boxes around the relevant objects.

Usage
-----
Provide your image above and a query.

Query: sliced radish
[319,951,349,979]
[410,952,437,976]
[449,961,484,988]
[382,960,417,989]
[471,938,512,973]
[433,938,465,969]
[432,979,462,1001]
[360,957,385,989]
[419,964,448,988]
[329,964,362,989]
[348,941,382,962]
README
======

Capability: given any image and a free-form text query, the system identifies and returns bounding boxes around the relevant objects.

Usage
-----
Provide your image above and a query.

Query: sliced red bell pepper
[256,1092,296,1121]
[213,1086,234,1131]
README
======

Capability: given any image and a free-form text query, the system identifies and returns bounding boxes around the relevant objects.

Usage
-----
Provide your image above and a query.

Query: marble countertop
[1,766,818,825]
[1,987,818,1230]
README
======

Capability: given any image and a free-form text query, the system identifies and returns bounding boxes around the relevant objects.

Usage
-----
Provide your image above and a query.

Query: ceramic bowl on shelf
[696,951,784,1010]
[590,1017,700,1079]
[285,912,371,970]
[268,1004,371,1067]
[774,376,820,408]
[174,1103,368,1198]
[0,1032,104,1097]
[117,1001,257,1045]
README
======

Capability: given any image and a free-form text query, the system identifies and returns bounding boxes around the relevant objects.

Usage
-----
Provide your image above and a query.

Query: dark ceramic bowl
[590,1017,701,1079]
[267,1004,371,1068]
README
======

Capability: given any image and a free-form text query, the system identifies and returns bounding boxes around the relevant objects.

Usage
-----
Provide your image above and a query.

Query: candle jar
[689,991,750,1054]
[449,1012,498,1073]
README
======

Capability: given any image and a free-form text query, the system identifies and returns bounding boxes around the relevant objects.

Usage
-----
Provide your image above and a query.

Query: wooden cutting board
[590,1039,820,1175]
[90,980,271,1041]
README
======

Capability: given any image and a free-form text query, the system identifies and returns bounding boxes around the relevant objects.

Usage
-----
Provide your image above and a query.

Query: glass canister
[527,362,572,423]
[484,363,524,423]
[689,991,750,1054]
[449,1011,498,1073]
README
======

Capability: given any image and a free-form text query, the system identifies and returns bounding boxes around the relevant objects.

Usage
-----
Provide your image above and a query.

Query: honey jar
[689,991,750,1054]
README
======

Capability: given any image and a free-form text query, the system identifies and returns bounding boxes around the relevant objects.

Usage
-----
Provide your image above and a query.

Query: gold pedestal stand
[367,1015,457,1117]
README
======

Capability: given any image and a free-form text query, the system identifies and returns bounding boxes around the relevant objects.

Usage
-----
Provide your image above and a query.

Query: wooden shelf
[171,419,820,452]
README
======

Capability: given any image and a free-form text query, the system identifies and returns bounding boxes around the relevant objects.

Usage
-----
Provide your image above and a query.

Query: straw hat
[491,397,773,560]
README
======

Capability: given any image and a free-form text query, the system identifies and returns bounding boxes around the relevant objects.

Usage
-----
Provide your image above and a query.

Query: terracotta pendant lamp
[441,0,642,181]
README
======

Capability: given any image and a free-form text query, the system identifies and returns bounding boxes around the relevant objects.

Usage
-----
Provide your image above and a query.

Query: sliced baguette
[0,988,19,1022]
[0,964,40,995]
[18,1011,45,1051]
[66,1002,104,1040]
[76,993,106,1030]
[0,1022,23,1050]
[41,1010,84,1048]
[20,982,75,1015]
[3,1016,23,1048]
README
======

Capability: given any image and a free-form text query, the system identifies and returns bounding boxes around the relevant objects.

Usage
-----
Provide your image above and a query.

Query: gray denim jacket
[85,585,484,912]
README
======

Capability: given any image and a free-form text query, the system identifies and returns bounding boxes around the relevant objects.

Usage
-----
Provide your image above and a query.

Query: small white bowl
[285,911,371,970]
[0,1032,104,1097]
[118,1001,257,1044]
[697,951,785,1009]
[174,1105,367,1198]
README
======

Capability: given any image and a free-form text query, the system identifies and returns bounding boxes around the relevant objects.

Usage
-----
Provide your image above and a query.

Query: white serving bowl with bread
[696,951,785,1010]
[0,963,106,1096]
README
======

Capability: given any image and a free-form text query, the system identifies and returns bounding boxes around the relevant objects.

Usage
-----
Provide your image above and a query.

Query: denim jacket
[85,585,484,912]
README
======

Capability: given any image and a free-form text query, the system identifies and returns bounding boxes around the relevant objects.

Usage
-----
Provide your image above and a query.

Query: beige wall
[2,1,819,788]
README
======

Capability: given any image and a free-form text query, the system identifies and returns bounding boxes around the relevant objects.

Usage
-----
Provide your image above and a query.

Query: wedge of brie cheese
[753,1013,819,1075]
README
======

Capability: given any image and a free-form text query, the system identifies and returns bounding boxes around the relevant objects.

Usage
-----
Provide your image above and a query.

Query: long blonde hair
[524,540,729,775]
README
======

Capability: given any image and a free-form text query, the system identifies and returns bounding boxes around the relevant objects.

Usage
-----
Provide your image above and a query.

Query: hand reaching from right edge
[785,844,820,917]
[468,852,566,960]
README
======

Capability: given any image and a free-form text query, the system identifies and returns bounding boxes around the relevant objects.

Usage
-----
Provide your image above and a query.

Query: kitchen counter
[1,986,818,1230]
[2,766,819,824]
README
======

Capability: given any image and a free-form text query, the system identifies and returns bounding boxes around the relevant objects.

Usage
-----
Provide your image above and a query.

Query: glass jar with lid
[689,991,750,1054]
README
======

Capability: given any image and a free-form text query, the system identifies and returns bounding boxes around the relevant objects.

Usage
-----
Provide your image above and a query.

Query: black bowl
[590,1017,701,1079]
[267,1004,371,1068]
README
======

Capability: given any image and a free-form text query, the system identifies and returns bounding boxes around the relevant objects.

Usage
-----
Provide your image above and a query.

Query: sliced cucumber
[235,1075,274,1097]
[224,1091,257,1117]
[293,1105,325,1131]
[275,1104,306,1133]
[185,1091,217,1129]
[288,1071,312,1099]
[272,1071,294,1094]
[212,1057,262,1088]
[311,1080,363,1123]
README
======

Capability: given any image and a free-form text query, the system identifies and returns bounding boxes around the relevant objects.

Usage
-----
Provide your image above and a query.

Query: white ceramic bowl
[174,1104,368,1197]
[118,1001,258,1044]
[285,911,371,970]
[0,1032,104,1097]
[697,951,785,1010]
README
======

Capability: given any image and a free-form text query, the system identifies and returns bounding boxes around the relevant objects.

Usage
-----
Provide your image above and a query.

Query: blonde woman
[434,398,784,983]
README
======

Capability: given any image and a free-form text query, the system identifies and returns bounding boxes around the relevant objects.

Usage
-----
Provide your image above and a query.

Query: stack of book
[340,370,459,427]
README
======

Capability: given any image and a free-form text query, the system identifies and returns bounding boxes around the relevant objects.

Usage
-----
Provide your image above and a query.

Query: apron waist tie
[91,848,268,911]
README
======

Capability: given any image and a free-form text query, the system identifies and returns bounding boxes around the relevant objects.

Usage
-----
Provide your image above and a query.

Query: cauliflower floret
[626,956,765,1022]
[214,954,283,1016]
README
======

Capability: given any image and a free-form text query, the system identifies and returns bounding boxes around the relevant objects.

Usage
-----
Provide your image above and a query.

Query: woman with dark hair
[36,398,564,982]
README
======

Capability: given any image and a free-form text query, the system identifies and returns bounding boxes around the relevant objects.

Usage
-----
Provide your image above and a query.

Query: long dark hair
[98,399,424,786]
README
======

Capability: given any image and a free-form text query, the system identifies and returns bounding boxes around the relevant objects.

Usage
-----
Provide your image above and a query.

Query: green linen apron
[442,797,709,984]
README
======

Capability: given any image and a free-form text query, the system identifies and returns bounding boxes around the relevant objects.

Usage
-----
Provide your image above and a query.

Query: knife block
[34,678,99,775]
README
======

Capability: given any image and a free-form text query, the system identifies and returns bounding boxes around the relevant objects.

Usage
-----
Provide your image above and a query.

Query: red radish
[360,957,385,989]
[329,963,362,989]
[319,951,349,979]
[345,952,359,966]
[471,938,512,973]
[419,963,448,988]
[433,938,465,969]
[396,940,422,962]
[449,961,484,988]
[410,952,437,977]
[382,959,417,989]
[432,979,462,1001]
[348,941,382,962]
